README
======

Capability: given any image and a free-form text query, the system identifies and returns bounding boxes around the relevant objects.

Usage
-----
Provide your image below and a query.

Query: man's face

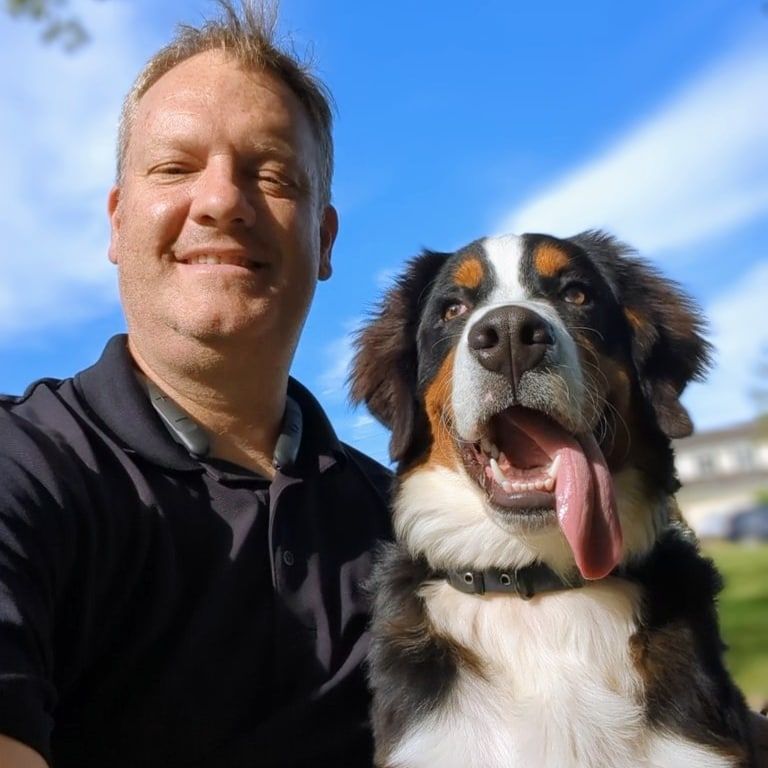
[108,50,336,353]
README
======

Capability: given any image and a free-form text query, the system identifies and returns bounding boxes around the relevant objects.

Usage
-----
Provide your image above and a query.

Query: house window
[696,453,716,477]
[734,445,755,471]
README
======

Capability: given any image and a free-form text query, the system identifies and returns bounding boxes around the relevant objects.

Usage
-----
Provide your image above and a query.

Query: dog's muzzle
[467,306,555,392]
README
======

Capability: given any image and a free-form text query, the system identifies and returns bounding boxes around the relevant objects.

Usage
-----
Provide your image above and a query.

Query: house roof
[674,419,767,449]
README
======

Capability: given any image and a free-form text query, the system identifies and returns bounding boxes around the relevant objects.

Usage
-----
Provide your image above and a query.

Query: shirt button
[282,550,295,566]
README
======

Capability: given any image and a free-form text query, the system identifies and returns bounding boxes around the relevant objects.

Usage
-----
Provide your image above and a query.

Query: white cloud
[317,318,362,400]
[683,260,768,430]
[350,415,390,466]
[352,413,377,430]
[315,327,392,464]
[498,40,768,254]
[331,411,390,466]
[0,0,146,340]
[316,315,394,463]
[375,267,399,290]
[316,267,401,404]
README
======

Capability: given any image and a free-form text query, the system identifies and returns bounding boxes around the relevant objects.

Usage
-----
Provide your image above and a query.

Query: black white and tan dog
[351,231,755,768]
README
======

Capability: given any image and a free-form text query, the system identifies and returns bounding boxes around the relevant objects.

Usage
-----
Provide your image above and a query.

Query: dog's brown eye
[562,284,589,306]
[443,302,468,321]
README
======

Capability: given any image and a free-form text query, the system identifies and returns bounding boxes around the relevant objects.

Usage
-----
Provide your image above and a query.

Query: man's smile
[171,248,271,277]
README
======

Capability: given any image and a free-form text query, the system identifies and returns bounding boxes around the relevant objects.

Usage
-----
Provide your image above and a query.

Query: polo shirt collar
[74,334,345,473]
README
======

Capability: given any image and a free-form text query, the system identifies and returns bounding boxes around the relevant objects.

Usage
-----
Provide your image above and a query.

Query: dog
[350,231,756,768]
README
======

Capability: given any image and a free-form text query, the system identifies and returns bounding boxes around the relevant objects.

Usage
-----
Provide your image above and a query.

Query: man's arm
[0,415,70,767]
[0,734,48,768]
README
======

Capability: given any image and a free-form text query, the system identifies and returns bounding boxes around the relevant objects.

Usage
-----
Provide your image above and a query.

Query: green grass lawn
[702,540,768,707]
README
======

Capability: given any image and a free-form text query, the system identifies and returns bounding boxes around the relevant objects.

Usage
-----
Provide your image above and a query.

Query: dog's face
[352,231,710,579]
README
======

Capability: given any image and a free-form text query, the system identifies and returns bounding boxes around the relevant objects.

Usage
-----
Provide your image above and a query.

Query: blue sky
[1,0,767,464]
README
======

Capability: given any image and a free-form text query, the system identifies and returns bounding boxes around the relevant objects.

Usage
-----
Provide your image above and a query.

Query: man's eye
[254,170,299,192]
[258,173,288,185]
[561,283,590,306]
[443,302,469,321]
[153,164,191,176]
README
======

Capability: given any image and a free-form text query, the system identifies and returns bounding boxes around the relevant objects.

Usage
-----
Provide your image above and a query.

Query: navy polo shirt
[0,335,392,767]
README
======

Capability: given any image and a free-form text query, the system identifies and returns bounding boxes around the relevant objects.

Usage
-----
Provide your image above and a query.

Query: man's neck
[128,334,291,478]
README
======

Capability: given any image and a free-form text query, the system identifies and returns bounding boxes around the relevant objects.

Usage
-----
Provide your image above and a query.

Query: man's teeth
[185,254,248,266]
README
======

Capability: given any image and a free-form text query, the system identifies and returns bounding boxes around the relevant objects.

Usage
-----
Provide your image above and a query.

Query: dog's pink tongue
[555,434,623,579]
[509,412,623,580]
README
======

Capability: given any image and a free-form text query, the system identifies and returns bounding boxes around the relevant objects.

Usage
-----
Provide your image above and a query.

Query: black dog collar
[437,563,584,599]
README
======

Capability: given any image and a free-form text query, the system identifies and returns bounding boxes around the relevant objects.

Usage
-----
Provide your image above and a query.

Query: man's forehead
[138,52,296,117]
[127,52,318,171]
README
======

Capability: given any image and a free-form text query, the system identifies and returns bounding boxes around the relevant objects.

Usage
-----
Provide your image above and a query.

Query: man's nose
[467,305,555,391]
[189,160,256,229]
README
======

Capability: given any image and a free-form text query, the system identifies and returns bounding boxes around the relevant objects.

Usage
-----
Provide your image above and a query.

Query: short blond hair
[116,0,335,205]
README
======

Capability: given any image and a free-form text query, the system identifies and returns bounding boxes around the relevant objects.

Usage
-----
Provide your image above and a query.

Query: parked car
[726,505,768,542]
[696,513,732,540]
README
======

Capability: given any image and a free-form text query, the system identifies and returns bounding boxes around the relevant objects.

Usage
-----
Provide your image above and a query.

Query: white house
[673,420,768,535]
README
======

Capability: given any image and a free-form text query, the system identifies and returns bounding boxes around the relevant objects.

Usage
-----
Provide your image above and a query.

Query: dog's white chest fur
[388,580,734,768]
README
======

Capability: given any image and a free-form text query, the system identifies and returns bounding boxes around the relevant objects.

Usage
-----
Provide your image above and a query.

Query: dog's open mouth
[462,406,623,580]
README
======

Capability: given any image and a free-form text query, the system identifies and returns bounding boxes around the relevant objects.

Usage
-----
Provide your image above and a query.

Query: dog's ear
[571,231,712,439]
[350,250,448,462]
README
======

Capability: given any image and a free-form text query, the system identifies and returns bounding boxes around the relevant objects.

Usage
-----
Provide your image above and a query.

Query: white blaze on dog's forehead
[451,234,588,442]
[480,234,527,302]
[470,232,554,348]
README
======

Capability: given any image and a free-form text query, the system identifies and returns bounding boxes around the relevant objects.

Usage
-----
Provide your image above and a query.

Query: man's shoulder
[0,377,86,487]
[1,374,67,436]
[287,376,393,498]
[0,336,136,469]
[0,374,66,411]
[339,442,393,501]
[1,374,82,450]
[342,442,392,479]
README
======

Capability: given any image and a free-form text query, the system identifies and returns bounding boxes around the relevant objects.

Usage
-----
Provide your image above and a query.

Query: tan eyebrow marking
[454,257,485,289]
[534,243,570,277]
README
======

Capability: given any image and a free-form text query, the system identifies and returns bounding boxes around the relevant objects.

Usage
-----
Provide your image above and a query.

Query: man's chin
[166,304,306,351]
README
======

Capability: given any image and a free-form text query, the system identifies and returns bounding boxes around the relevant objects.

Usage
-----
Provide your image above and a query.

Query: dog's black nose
[468,306,554,389]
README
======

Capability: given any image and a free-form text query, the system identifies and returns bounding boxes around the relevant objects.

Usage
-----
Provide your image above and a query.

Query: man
[0,2,391,766]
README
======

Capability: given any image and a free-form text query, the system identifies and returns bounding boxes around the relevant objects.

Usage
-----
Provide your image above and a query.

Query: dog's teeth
[544,476,555,492]
[534,479,545,491]
[481,437,500,460]
[501,480,513,494]
[548,454,562,478]
[489,457,507,485]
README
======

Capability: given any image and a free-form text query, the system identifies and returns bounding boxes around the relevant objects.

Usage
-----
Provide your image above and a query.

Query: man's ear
[571,231,712,439]
[318,204,338,281]
[349,250,448,463]
[107,186,121,265]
